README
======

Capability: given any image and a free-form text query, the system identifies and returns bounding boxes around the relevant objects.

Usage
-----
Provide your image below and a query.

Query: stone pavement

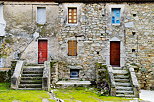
[139,90,154,102]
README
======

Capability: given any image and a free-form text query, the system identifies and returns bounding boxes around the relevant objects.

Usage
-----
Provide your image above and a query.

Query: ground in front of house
[0,83,55,102]
[0,83,141,102]
[53,87,136,102]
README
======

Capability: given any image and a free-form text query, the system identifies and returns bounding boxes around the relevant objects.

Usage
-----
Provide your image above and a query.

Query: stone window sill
[112,23,121,26]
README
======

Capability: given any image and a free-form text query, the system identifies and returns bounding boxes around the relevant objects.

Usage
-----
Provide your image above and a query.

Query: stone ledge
[56,81,91,85]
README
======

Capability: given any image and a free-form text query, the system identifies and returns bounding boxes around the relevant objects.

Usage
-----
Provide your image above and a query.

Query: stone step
[115,82,131,87]
[116,94,135,97]
[18,88,42,90]
[115,79,130,82]
[116,90,134,94]
[113,70,128,75]
[19,84,42,88]
[112,67,123,70]
[21,77,42,80]
[23,71,43,74]
[114,75,129,79]
[116,87,133,91]
[22,74,43,77]
[20,80,42,84]
[23,68,44,72]
[23,66,44,69]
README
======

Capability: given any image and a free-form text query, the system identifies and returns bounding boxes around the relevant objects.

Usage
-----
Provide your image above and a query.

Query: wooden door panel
[38,40,48,64]
[110,41,120,67]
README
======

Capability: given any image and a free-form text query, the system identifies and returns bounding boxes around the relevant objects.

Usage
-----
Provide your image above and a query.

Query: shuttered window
[37,7,46,24]
[68,8,77,24]
[68,40,77,56]
[112,8,121,24]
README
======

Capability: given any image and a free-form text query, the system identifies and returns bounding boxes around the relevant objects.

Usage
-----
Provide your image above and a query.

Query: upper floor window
[111,8,121,24]
[37,7,46,24]
[68,40,77,56]
[68,7,77,24]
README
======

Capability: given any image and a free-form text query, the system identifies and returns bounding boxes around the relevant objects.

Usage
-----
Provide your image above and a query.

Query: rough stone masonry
[0,1,153,90]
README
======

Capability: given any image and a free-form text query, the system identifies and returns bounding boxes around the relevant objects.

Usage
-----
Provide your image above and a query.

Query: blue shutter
[112,8,121,24]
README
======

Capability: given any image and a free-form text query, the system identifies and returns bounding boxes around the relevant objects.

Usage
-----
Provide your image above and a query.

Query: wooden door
[38,40,48,64]
[110,41,120,67]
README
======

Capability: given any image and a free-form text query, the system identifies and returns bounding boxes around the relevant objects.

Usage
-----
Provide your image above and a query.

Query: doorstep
[56,81,91,85]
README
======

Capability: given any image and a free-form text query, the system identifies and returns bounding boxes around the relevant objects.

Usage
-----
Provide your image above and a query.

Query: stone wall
[2,2,59,66]
[1,2,154,89]
[124,3,154,90]
[57,3,154,89]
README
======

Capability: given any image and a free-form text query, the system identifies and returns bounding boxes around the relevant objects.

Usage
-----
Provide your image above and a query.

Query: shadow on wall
[0,69,11,82]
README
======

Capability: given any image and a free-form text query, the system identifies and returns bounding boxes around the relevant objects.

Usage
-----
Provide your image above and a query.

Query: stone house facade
[0,0,154,90]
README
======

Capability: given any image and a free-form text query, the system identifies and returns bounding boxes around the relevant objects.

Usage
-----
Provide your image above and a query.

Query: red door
[38,40,48,64]
[110,41,120,67]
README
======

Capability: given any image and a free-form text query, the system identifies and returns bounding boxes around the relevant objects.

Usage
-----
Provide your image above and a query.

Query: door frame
[110,41,120,67]
[105,37,125,67]
[38,39,48,64]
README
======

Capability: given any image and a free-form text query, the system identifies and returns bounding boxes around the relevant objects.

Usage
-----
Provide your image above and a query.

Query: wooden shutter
[68,40,77,56]
[68,8,77,24]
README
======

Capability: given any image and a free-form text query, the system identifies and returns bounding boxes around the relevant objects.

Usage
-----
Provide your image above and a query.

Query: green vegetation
[0,83,52,102]
[54,87,133,102]
[0,83,136,102]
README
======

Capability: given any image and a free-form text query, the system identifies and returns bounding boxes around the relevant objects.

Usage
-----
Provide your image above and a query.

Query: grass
[0,83,137,102]
[54,87,134,102]
[0,83,51,102]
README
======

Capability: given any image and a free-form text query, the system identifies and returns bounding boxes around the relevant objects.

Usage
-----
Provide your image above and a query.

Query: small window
[68,40,77,56]
[111,8,121,24]
[0,58,3,68]
[68,8,77,24]
[70,69,79,79]
[37,7,46,24]
[0,38,3,48]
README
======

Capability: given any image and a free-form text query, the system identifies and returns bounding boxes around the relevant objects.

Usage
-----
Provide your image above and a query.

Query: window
[111,8,121,24]
[0,58,3,68]
[68,40,77,56]
[37,7,46,24]
[68,8,77,24]
[0,37,2,48]
[70,69,79,79]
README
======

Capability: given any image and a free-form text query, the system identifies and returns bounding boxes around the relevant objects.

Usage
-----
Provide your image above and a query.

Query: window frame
[107,4,124,26]
[70,69,79,79]
[62,3,81,26]
[36,7,46,25]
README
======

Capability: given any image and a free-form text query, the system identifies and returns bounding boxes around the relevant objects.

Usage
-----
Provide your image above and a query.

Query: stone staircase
[18,65,44,90]
[112,67,135,97]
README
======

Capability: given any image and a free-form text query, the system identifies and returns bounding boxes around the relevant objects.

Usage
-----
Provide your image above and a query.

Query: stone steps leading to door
[112,67,135,97]
[18,65,44,90]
